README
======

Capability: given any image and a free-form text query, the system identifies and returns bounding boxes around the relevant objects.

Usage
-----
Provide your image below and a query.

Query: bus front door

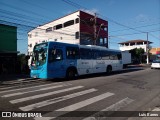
[48,47,65,78]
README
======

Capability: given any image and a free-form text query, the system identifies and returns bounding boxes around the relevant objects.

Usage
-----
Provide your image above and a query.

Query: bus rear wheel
[66,69,76,80]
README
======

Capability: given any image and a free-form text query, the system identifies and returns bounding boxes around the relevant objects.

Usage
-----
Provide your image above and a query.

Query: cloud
[134,14,150,22]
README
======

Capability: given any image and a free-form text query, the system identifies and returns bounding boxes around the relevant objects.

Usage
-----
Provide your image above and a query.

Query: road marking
[16,78,36,81]
[83,97,134,120]
[2,84,71,98]
[4,78,41,84]
[0,86,17,90]
[152,107,160,111]
[20,88,97,111]
[10,86,84,104]
[101,97,134,111]
[34,92,114,120]
[0,82,62,94]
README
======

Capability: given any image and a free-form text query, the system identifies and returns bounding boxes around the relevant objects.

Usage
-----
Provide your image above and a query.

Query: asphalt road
[0,67,160,120]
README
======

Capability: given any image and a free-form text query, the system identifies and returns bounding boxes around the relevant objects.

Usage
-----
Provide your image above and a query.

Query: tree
[130,48,145,64]
[17,54,30,74]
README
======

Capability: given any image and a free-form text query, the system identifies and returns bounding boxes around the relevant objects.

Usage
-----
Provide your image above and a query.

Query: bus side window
[49,48,63,62]
[117,53,122,60]
[92,50,101,60]
[66,47,80,59]
[109,52,115,60]
[109,52,120,60]
[80,48,92,59]
[101,51,109,60]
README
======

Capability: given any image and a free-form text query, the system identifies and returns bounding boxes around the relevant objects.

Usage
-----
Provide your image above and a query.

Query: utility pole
[146,32,149,64]
[93,13,97,45]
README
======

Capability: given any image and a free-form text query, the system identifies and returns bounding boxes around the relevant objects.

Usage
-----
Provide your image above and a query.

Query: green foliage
[129,48,145,63]
[136,48,144,57]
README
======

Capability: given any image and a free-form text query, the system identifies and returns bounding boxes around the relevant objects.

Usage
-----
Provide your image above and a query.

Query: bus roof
[41,41,120,52]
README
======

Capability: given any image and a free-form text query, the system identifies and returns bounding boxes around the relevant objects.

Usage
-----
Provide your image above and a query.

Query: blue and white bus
[30,42,123,79]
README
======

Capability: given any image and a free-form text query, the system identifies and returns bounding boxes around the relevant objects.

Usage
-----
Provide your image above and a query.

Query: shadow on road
[48,68,144,82]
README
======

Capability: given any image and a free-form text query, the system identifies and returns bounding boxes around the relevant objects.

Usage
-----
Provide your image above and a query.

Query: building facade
[150,47,160,61]
[0,24,18,74]
[28,10,108,64]
[118,40,152,52]
[150,48,160,55]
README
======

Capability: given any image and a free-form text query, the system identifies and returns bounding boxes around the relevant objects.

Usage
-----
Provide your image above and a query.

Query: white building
[118,39,152,52]
[28,10,108,65]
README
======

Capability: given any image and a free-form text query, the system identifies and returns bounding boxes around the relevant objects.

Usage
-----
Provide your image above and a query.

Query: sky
[0,0,160,54]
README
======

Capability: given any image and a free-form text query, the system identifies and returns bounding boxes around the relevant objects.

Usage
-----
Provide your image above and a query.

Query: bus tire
[106,65,112,74]
[66,68,77,80]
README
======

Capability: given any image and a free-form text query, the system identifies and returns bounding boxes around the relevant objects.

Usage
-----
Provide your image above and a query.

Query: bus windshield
[31,48,47,67]
[156,55,160,60]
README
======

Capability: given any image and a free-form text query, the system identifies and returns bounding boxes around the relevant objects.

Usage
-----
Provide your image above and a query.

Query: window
[53,26,56,30]
[104,38,107,44]
[29,44,32,48]
[66,47,80,59]
[35,32,38,37]
[75,32,79,39]
[49,48,63,62]
[117,53,122,60]
[109,54,117,60]
[80,33,94,45]
[92,50,101,60]
[104,27,107,31]
[109,52,121,60]
[55,24,62,30]
[64,20,74,27]
[75,18,79,23]
[101,51,110,60]
[80,48,92,59]
[100,38,103,45]
[28,34,32,38]
[46,27,52,32]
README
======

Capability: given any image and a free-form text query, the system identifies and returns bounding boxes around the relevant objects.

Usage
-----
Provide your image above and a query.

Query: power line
[1,0,159,44]
[61,0,146,34]
[109,22,160,33]
[61,0,160,47]
[0,8,78,34]
[0,1,81,34]
[109,29,160,38]
[0,20,76,37]
[0,1,52,21]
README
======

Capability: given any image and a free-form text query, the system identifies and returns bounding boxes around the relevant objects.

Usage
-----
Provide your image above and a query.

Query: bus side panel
[47,62,66,78]
[77,59,93,75]
[92,60,106,73]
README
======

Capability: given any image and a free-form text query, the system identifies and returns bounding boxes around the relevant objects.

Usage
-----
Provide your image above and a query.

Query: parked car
[151,60,160,69]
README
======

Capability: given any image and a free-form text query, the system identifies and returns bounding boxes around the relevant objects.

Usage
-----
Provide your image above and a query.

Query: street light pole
[146,32,149,64]
[93,13,97,45]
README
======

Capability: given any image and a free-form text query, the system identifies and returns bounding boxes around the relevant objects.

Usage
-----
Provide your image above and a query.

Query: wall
[80,11,108,47]
[0,24,17,51]
[119,44,147,52]
[28,11,80,55]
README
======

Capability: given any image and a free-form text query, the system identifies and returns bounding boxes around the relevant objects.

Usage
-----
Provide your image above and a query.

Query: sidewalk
[127,64,151,68]
[0,74,30,82]
[0,64,150,82]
